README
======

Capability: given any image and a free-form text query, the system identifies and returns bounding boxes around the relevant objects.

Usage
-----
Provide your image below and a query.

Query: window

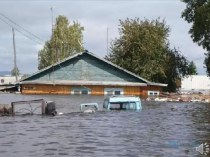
[148,91,159,96]
[110,103,121,110]
[148,92,153,95]
[103,100,109,108]
[1,79,4,83]
[74,90,81,95]
[104,88,124,95]
[107,90,113,95]
[114,91,121,95]
[110,102,136,110]
[127,102,136,110]
[71,87,91,95]
[81,90,88,95]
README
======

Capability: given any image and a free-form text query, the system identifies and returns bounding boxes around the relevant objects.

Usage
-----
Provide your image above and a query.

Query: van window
[128,102,136,109]
[110,103,121,110]
[110,102,136,110]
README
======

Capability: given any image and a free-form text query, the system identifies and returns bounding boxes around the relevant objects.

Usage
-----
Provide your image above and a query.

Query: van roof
[107,96,140,103]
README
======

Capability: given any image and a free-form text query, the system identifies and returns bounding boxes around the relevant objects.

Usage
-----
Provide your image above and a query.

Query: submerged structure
[103,96,142,110]
[11,99,56,116]
[80,103,99,113]
[19,51,167,97]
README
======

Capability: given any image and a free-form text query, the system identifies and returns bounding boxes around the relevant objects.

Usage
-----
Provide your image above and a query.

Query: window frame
[71,87,91,95]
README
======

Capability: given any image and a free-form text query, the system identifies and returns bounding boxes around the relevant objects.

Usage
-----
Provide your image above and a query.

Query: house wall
[21,84,162,98]
[124,86,142,95]
[141,85,162,98]
[22,84,70,94]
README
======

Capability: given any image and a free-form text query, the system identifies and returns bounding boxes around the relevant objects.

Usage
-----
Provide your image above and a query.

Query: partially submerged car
[103,96,142,110]
[80,103,99,113]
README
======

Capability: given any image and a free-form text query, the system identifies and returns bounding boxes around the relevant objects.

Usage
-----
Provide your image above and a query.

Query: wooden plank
[22,84,71,95]
[22,84,163,97]
[124,86,141,96]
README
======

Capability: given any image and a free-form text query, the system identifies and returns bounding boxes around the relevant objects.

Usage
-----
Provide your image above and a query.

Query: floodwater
[0,93,210,157]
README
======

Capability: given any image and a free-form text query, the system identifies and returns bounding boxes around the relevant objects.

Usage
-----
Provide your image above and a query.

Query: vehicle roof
[106,96,140,102]
[80,103,99,106]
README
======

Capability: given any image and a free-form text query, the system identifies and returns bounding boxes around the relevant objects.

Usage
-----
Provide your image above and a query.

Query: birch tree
[38,15,84,70]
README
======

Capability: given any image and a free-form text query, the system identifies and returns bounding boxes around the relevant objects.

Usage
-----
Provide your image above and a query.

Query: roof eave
[19,80,147,87]
[148,82,168,87]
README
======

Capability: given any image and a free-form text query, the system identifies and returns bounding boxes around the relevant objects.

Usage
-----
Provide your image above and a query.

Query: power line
[0,13,43,43]
[0,16,43,45]
[0,13,44,44]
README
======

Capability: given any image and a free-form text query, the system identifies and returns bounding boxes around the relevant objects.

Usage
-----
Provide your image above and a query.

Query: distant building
[0,76,21,92]
[0,76,21,85]
[20,51,167,97]
[181,75,210,92]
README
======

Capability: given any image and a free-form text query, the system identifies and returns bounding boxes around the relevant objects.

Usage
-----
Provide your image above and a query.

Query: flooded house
[19,51,167,97]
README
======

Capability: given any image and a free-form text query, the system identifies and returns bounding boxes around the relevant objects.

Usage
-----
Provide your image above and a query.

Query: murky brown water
[0,93,210,157]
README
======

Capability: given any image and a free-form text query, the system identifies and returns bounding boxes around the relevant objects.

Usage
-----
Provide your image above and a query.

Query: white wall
[181,75,210,91]
[0,76,21,85]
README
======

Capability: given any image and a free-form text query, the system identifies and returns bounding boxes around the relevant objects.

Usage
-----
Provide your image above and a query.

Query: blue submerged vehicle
[103,96,142,110]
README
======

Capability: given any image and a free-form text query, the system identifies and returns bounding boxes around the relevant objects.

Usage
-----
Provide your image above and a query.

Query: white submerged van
[103,96,142,110]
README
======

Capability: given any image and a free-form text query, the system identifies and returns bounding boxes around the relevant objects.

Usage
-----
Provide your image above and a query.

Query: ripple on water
[32,143,46,147]
[0,95,210,157]
[0,141,14,147]
[1,121,15,124]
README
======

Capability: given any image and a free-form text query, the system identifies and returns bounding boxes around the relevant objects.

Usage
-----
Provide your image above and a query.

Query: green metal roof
[20,51,167,87]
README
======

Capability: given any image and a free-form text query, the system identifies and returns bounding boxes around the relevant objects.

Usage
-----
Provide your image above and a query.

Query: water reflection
[0,93,210,157]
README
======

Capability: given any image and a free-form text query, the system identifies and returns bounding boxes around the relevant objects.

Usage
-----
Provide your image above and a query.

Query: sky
[0,0,206,75]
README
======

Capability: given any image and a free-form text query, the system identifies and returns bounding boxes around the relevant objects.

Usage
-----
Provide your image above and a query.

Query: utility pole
[50,7,55,83]
[50,7,54,38]
[12,27,18,82]
[50,7,59,61]
[51,7,58,62]
[107,27,109,55]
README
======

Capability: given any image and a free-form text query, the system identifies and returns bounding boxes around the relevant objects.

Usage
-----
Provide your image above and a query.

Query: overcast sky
[0,0,206,75]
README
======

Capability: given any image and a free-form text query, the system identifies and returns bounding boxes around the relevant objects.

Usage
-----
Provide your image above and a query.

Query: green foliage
[106,18,169,81]
[38,15,84,70]
[163,47,197,91]
[106,18,194,92]
[204,52,210,74]
[11,66,19,76]
[181,0,210,75]
[187,61,198,75]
